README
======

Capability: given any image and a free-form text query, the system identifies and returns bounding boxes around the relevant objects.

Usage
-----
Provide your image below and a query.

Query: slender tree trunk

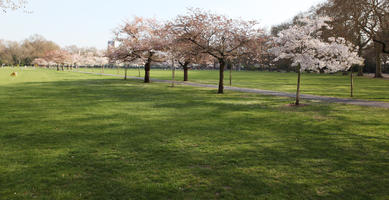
[124,67,128,80]
[229,63,233,86]
[357,65,364,76]
[138,66,141,77]
[57,65,59,71]
[375,46,383,78]
[171,59,176,87]
[218,59,226,94]
[61,65,64,71]
[350,68,354,97]
[295,65,301,105]
[183,64,189,81]
[144,61,151,83]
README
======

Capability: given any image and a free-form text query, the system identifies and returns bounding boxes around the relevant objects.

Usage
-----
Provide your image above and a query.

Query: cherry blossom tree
[44,50,71,71]
[270,16,364,105]
[32,58,48,67]
[172,9,265,93]
[165,23,207,82]
[167,39,201,82]
[94,52,109,67]
[109,17,167,83]
[63,49,109,70]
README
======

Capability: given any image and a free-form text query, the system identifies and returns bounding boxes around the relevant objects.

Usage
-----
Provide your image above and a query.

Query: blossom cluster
[270,16,364,73]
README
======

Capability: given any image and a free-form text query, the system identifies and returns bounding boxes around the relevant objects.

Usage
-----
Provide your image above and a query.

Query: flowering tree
[109,17,167,83]
[167,38,202,81]
[270,16,364,105]
[32,58,48,67]
[172,9,265,93]
[44,50,71,71]
[164,22,208,82]
[94,52,109,67]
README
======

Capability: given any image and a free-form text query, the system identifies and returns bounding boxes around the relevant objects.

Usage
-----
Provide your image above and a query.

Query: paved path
[76,71,389,109]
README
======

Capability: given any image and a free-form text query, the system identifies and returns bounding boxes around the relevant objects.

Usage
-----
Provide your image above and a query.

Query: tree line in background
[0,34,108,69]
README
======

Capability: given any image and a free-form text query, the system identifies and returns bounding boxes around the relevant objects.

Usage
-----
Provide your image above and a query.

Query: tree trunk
[295,65,301,105]
[375,46,383,78]
[124,67,128,80]
[227,60,233,86]
[350,68,354,97]
[218,59,226,94]
[171,59,176,87]
[138,66,141,77]
[357,65,364,76]
[144,61,151,83]
[61,65,64,71]
[230,66,232,86]
[183,64,189,81]
[57,65,59,71]
[357,44,364,76]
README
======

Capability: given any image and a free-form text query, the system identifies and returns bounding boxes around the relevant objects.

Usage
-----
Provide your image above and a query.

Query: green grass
[1,68,389,199]
[78,67,389,102]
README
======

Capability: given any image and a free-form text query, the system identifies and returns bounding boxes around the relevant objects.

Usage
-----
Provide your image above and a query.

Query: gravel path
[76,71,389,109]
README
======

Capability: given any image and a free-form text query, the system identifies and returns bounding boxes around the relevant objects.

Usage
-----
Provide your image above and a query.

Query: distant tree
[109,17,168,83]
[360,0,389,78]
[21,34,60,65]
[0,35,60,66]
[316,0,370,76]
[5,41,23,66]
[0,40,5,65]
[165,23,208,81]
[270,16,364,105]
[172,9,265,93]
[32,58,48,67]
[44,50,71,71]
[318,0,389,78]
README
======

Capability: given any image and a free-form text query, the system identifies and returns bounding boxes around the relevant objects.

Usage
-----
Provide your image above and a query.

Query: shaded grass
[78,67,389,102]
[0,68,388,199]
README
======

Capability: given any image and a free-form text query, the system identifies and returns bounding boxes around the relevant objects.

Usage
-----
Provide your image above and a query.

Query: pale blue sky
[0,0,324,49]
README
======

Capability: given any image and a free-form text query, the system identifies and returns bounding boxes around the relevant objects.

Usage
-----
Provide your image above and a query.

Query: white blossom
[270,16,364,73]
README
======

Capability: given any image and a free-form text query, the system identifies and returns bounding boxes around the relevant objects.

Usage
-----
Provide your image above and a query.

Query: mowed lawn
[79,67,389,102]
[0,68,389,199]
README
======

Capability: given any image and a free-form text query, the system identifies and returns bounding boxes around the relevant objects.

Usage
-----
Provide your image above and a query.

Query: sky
[0,0,324,49]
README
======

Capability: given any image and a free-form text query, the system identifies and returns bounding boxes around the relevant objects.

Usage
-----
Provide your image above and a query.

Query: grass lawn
[1,68,389,199]
[78,67,389,102]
